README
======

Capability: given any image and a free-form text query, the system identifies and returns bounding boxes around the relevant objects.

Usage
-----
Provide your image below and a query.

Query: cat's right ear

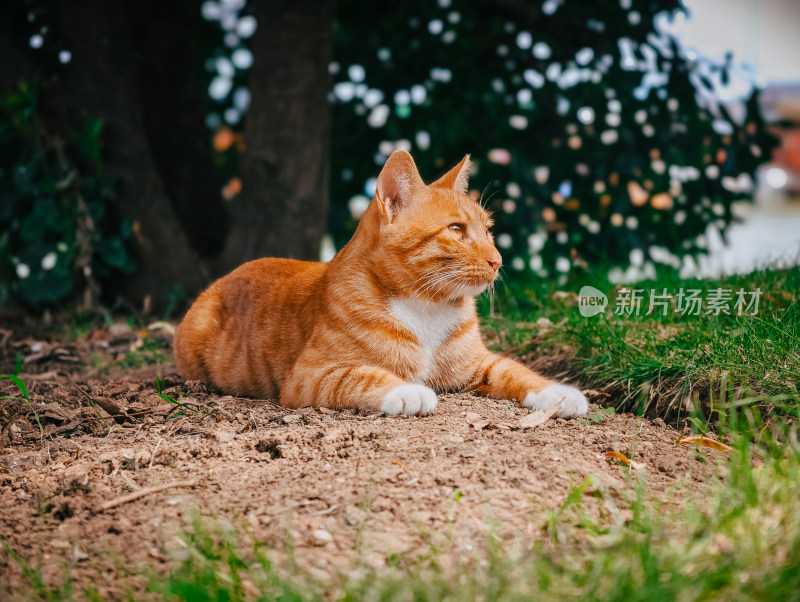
[375,150,425,222]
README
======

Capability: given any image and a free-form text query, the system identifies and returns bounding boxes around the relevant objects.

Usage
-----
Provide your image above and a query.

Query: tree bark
[219,0,334,272]
[129,0,229,258]
[0,4,35,97]
[45,0,211,304]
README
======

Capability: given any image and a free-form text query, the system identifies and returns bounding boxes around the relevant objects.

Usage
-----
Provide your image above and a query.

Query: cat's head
[363,150,502,302]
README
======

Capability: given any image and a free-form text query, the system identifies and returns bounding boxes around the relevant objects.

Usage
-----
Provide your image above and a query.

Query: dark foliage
[0,83,133,307]
[330,0,775,275]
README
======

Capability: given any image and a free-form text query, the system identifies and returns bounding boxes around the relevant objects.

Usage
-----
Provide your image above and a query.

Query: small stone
[312,529,333,545]
[108,322,133,339]
[72,544,89,562]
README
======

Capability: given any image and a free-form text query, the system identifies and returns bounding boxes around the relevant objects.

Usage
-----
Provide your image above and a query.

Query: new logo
[578,286,608,317]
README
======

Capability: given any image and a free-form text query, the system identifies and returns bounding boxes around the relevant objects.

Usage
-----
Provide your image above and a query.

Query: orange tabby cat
[174,151,588,418]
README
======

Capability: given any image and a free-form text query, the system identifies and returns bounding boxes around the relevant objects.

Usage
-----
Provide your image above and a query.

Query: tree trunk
[219,0,334,272]
[130,0,229,258]
[46,0,211,305]
[3,0,335,308]
[0,4,35,97]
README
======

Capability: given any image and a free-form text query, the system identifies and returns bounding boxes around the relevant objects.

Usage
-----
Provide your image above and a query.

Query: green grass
[479,265,800,418]
[155,375,205,415]
[117,336,169,370]
[0,373,42,438]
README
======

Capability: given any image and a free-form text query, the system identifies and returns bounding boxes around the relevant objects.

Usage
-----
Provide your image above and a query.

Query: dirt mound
[0,367,721,598]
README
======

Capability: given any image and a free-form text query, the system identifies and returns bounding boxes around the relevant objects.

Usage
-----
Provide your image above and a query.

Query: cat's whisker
[407,265,455,289]
[430,273,469,307]
[410,271,459,302]
[481,185,503,210]
[417,271,458,294]
[478,179,500,209]
[450,278,469,302]
[408,266,465,299]
[422,275,458,310]
[411,263,469,289]
[427,273,461,299]
[477,181,492,208]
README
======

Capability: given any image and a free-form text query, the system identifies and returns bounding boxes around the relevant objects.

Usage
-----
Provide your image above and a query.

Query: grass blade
[1,374,42,438]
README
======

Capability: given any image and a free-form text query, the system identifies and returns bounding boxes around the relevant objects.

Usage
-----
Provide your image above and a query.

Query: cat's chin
[447,282,489,300]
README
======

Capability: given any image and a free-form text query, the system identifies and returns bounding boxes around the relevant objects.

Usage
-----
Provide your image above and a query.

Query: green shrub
[0,81,134,308]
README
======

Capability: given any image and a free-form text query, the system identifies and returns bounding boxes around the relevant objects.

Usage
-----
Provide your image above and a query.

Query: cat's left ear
[432,154,472,194]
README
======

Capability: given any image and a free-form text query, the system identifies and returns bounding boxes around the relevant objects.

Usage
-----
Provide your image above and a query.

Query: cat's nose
[487,252,502,272]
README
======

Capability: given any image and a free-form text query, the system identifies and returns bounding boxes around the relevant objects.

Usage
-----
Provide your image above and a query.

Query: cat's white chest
[388,297,467,381]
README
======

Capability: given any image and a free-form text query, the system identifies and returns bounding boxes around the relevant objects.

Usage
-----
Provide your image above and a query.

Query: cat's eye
[448,224,465,240]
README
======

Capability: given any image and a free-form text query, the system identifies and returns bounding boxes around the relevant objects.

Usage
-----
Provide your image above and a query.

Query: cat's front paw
[523,384,588,418]
[381,384,438,416]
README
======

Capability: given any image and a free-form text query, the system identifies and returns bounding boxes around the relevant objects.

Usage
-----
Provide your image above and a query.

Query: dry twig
[98,480,197,511]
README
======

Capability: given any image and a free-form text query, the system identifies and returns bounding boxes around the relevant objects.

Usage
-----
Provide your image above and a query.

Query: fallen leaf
[471,420,490,431]
[38,403,74,422]
[676,436,732,452]
[605,451,645,469]
[147,321,176,335]
[18,370,60,381]
[91,396,125,419]
[90,329,112,343]
[108,323,134,339]
[518,402,562,428]
[51,349,81,362]
[582,389,611,400]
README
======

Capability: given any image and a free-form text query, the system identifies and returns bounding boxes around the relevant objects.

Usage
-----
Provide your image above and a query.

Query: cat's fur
[174,151,588,418]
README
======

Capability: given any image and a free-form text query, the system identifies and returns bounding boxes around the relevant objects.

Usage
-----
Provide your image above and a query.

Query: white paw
[523,384,588,419]
[381,384,438,416]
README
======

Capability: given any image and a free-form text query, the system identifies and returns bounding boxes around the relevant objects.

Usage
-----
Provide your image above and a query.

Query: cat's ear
[375,150,425,221]
[432,154,472,195]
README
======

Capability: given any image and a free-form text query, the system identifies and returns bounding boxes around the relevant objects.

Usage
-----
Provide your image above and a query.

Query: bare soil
[0,329,722,599]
